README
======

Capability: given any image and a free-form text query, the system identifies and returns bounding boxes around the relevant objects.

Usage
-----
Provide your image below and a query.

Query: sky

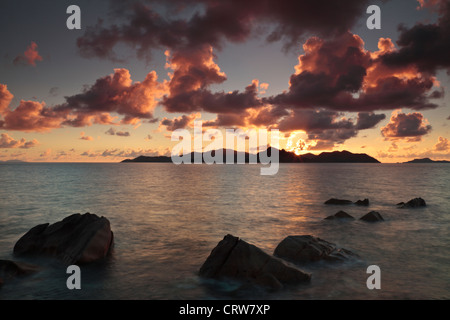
[0,0,449,163]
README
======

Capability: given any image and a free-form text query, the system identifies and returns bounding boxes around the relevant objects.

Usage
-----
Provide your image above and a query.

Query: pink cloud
[13,41,43,67]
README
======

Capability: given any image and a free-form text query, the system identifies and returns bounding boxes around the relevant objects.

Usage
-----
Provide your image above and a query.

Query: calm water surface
[0,163,449,299]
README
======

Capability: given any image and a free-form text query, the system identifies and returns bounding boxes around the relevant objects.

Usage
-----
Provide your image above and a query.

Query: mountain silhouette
[121,148,380,163]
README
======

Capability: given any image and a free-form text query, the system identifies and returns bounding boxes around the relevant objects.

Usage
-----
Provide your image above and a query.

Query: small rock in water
[354,199,369,206]
[274,235,358,264]
[397,198,426,208]
[359,211,384,222]
[199,234,311,290]
[324,211,355,220]
[324,198,353,205]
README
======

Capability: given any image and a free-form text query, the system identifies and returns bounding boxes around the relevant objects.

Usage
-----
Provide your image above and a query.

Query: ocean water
[0,162,449,300]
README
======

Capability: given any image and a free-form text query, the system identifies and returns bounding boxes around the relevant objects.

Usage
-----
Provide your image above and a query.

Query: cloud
[60,68,166,125]
[0,99,67,132]
[159,113,200,131]
[0,133,39,149]
[80,132,94,141]
[268,32,441,112]
[77,0,372,61]
[434,136,449,151]
[105,127,131,136]
[356,112,387,130]
[40,149,52,158]
[49,87,60,97]
[0,84,14,114]
[0,68,166,132]
[380,1,450,74]
[13,41,43,67]
[161,47,263,114]
[116,131,130,137]
[80,147,169,158]
[381,110,432,141]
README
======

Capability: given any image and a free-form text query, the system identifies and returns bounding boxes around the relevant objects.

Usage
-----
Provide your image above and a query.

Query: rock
[14,213,114,264]
[360,211,384,222]
[324,198,353,205]
[324,211,355,220]
[0,260,39,286]
[199,234,311,290]
[273,235,358,264]
[398,198,426,208]
[355,199,369,206]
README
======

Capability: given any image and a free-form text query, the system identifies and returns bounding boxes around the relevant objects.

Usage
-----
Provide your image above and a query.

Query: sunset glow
[0,0,449,163]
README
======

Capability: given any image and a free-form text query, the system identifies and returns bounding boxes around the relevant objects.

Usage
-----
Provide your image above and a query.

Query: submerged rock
[0,259,39,287]
[13,213,114,264]
[397,198,426,208]
[354,199,369,206]
[273,235,358,264]
[324,198,353,205]
[324,211,355,220]
[360,211,384,222]
[199,234,311,290]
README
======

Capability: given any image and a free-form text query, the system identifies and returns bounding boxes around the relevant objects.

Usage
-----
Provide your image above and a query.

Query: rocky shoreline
[0,197,427,292]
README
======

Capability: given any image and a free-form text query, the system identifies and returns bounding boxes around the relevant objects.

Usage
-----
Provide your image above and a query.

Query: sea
[0,162,449,300]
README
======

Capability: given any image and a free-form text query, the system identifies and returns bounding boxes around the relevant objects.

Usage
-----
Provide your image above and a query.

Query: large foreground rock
[397,198,426,208]
[13,213,114,264]
[199,234,311,290]
[0,260,39,287]
[274,235,358,264]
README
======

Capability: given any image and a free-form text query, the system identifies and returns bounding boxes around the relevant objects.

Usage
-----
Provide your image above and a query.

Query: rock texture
[324,211,355,220]
[324,198,353,205]
[397,198,426,208]
[13,213,114,264]
[360,211,384,222]
[274,235,358,264]
[199,234,311,290]
[0,260,39,287]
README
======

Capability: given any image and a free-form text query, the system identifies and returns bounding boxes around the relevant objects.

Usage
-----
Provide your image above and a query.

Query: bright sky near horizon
[0,0,449,162]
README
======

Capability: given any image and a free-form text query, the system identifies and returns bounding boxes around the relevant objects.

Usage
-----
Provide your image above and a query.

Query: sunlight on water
[0,163,449,299]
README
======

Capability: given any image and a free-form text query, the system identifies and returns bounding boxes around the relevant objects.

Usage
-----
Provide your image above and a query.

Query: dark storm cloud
[381,111,432,141]
[77,0,372,60]
[381,1,450,74]
[356,112,386,130]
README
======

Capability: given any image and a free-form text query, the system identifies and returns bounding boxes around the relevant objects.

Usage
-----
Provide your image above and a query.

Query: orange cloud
[80,132,94,141]
[434,136,449,151]
[0,133,39,149]
[13,41,43,67]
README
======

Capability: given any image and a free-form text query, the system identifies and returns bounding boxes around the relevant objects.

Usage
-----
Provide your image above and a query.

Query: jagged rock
[397,198,426,208]
[199,234,311,290]
[324,198,353,205]
[360,211,384,222]
[273,235,358,264]
[14,213,114,264]
[355,199,369,206]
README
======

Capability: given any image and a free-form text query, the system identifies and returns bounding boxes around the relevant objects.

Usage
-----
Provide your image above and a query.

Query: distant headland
[121,149,380,163]
[403,158,450,164]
